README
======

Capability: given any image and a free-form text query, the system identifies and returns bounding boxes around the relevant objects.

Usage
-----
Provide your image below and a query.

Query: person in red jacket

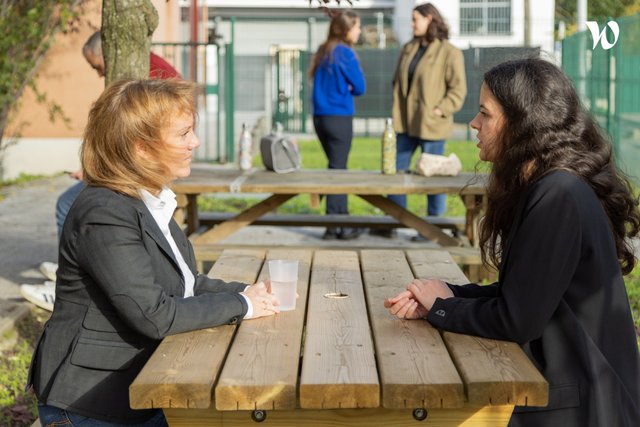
[20,31,182,311]
[82,30,181,79]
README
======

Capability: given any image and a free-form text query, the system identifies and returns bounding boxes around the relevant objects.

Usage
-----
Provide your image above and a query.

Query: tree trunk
[101,0,158,86]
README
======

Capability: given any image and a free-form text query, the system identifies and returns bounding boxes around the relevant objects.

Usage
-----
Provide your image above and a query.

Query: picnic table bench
[129,248,547,426]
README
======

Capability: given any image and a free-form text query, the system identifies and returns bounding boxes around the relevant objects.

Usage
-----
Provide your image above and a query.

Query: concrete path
[0,175,76,334]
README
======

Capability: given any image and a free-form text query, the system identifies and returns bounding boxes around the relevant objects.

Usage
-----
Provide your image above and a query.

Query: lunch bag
[260,129,301,173]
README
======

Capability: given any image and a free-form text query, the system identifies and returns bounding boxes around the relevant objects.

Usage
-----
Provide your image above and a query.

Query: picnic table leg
[186,194,199,235]
[359,195,461,247]
[462,194,486,248]
[173,193,200,235]
[191,194,295,245]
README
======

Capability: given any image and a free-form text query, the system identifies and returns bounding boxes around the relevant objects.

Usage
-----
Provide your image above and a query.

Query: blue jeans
[38,404,167,427]
[388,134,446,216]
[55,181,86,239]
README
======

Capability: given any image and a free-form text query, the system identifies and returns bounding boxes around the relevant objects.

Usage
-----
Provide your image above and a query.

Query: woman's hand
[406,278,454,311]
[384,290,429,320]
[242,281,280,319]
[433,107,444,117]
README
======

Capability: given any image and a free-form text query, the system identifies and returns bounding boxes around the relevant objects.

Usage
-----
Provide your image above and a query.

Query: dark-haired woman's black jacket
[428,170,640,427]
[27,186,249,423]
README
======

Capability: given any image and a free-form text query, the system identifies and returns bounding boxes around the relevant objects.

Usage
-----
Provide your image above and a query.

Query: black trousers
[313,115,353,215]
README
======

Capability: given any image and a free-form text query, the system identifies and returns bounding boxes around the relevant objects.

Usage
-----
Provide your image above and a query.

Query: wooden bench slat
[361,250,465,409]
[406,250,549,407]
[199,212,465,230]
[215,249,313,411]
[129,249,266,410]
[164,405,515,426]
[300,251,380,409]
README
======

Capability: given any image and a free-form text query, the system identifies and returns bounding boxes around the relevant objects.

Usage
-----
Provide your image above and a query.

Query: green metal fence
[562,13,640,181]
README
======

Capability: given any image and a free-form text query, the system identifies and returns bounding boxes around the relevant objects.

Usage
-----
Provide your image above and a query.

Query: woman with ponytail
[310,9,366,240]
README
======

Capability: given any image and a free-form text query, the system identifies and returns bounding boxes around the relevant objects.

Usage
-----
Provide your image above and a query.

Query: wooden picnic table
[129,248,548,426]
[171,165,488,248]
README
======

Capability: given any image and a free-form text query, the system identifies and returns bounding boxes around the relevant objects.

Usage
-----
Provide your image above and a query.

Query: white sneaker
[20,281,56,311]
[39,262,58,282]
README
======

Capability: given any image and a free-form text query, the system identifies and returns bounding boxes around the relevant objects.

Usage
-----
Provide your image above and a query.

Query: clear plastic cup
[268,260,298,311]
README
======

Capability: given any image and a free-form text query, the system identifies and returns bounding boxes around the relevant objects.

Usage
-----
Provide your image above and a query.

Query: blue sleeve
[337,46,366,96]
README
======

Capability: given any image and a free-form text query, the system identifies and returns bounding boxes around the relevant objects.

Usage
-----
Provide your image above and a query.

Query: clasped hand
[384,278,453,319]
[242,280,280,319]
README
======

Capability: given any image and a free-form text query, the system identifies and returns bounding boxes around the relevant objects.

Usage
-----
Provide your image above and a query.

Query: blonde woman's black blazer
[28,185,249,423]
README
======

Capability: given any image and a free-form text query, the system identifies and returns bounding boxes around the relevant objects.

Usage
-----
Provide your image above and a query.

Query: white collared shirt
[139,187,253,317]
[139,187,195,297]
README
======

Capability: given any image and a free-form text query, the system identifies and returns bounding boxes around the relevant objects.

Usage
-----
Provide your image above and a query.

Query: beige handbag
[415,153,462,177]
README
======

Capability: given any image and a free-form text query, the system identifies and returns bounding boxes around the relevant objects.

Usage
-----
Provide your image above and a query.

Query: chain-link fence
[562,14,640,181]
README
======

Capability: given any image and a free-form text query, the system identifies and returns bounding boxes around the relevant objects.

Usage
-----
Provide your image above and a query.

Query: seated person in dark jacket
[28,79,280,426]
[385,58,640,427]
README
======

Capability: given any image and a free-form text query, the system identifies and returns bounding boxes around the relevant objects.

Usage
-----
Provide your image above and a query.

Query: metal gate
[271,47,309,133]
[152,41,235,162]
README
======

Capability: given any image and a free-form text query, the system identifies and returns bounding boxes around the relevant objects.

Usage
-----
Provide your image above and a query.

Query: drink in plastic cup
[268,259,298,311]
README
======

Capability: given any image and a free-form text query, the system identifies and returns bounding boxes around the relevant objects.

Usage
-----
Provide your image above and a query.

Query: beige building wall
[8,0,181,139]
[1,0,181,180]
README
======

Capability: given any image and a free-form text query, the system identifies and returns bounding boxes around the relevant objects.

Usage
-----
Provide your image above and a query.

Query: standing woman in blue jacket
[310,10,366,240]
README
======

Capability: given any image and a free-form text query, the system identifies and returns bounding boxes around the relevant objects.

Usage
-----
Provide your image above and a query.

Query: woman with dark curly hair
[384,58,640,426]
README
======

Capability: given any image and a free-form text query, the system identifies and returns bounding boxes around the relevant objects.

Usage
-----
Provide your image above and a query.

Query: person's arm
[338,46,366,96]
[75,203,250,339]
[435,47,466,117]
[448,282,499,298]
[427,182,582,344]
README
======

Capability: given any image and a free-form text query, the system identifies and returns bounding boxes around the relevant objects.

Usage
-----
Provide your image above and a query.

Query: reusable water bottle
[381,118,396,174]
[238,123,253,171]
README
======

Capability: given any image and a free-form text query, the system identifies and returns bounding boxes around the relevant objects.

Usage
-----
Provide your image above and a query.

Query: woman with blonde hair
[310,9,366,240]
[28,79,279,426]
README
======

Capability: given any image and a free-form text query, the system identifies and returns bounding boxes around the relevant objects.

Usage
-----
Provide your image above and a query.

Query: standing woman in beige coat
[383,2,466,240]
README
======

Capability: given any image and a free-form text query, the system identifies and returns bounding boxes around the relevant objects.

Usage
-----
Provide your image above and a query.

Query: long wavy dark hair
[414,3,449,42]
[479,57,640,274]
[308,10,359,79]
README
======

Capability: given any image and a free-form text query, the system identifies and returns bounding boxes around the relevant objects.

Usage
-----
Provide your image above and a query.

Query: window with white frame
[460,0,511,35]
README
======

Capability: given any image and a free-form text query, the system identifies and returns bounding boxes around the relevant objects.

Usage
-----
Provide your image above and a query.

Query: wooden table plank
[129,249,265,409]
[215,249,313,411]
[300,251,380,409]
[163,405,515,427]
[406,250,549,407]
[361,250,465,409]
[442,333,549,407]
[175,167,487,196]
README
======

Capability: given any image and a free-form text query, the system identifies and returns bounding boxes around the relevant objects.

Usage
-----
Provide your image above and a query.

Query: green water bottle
[381,118,396,174]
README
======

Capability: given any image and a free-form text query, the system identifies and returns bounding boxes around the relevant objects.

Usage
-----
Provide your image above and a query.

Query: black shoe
[322,227,340,240]
[339,227,364,240]
[369,228,397,239]
[410,233,430,242]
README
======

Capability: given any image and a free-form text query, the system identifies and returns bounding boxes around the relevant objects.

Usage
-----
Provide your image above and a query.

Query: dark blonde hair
[413,3,449,42]
[309,10,360,78]
[81,79,196,198]
[479,58,640,274]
